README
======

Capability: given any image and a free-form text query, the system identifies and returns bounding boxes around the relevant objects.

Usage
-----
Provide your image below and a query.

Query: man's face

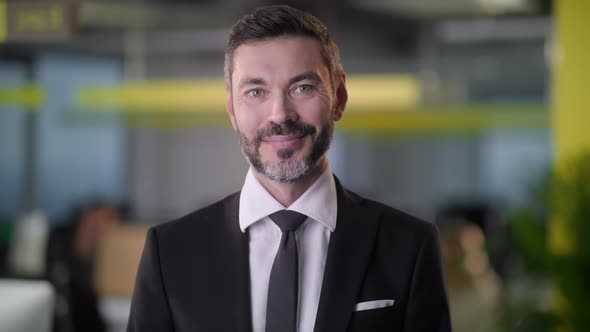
[227,36,346,183]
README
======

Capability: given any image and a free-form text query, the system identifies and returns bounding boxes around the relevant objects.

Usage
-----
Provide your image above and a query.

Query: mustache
[255,121,316,141]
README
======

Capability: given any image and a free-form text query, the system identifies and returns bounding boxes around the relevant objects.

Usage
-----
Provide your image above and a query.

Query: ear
[332,74,348,121]
[226,93,237,131]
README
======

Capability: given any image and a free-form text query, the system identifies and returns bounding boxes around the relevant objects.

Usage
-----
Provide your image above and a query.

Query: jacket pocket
[353,299,395,311]
[348,303,401,332]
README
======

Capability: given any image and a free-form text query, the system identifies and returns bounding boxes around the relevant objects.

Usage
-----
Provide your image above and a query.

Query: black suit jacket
[128,179,451,332]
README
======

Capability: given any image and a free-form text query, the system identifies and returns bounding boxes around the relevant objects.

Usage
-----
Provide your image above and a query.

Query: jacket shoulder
[348,189,438,241]
[151,191,240,239]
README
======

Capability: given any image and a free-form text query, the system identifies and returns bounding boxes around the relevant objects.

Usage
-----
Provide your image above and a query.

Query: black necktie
[266,210,307,332]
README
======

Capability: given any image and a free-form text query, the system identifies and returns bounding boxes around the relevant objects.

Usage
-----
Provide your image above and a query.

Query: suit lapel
[313,178,381,332]
[218,192,252,332]
[168,192,251,331]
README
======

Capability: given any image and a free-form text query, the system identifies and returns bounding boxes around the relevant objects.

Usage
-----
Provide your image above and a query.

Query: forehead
[231,36,329,84]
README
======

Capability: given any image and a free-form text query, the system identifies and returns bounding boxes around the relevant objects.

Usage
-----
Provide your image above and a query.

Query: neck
[254,158,328,207]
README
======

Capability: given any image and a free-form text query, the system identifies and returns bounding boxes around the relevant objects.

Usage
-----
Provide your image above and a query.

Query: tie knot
[268,210,307,232]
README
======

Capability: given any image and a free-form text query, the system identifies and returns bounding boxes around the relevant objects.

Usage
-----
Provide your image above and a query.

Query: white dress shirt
[239,165,337,332]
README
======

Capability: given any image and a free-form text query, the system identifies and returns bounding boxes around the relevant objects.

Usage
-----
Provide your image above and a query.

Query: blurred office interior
[1,0,589,331]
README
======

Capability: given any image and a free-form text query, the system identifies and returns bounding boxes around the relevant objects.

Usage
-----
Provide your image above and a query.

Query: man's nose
[268,95,298,124]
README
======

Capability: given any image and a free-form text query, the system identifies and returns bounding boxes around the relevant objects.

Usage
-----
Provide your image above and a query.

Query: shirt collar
[239,164,338,233]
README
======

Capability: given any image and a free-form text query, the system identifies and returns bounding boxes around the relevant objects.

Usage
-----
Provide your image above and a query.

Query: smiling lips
[262,134,306,149]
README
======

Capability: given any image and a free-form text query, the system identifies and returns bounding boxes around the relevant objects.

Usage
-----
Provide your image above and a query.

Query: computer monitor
[0,279,54,332]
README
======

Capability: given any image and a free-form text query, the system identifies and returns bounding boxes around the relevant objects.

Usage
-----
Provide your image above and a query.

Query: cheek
[235,104,265,133]
[298,97,332,124]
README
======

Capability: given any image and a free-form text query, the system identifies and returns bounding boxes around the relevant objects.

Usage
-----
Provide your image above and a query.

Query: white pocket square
[353,299,395,311]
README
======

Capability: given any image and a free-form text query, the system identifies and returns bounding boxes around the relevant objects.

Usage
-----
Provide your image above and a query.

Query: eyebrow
[237,71,323,89]
[288,71,323,86]
[238,77,267,89]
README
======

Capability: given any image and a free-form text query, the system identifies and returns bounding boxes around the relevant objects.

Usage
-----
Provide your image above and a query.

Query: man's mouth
[261,134,306,150]
[262,134,305,142]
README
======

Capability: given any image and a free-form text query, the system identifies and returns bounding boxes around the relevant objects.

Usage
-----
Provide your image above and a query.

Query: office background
[2,1,588,332]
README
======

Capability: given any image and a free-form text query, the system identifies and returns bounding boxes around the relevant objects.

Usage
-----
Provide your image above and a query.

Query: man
[128,5,451,332]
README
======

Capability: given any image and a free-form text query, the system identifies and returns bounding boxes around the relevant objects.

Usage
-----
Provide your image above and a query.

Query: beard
[237,119,333,183]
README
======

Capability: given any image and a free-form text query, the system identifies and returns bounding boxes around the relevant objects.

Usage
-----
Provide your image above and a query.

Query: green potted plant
[502,153,590,332]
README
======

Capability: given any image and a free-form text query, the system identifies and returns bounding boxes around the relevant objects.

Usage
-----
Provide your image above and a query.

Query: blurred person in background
[128,5,450,332]
[47,201,121,332]
[440,220,501,332]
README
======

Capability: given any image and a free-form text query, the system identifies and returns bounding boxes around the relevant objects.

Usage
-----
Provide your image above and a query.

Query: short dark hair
[224,5,344,89]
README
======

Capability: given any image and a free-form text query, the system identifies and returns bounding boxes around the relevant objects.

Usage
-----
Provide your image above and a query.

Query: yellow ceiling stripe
[0,85,45,108]
[78,79,226,113]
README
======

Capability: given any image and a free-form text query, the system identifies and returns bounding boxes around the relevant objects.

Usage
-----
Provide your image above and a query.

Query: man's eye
[247,89,263,97]
[294,85,315,94]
